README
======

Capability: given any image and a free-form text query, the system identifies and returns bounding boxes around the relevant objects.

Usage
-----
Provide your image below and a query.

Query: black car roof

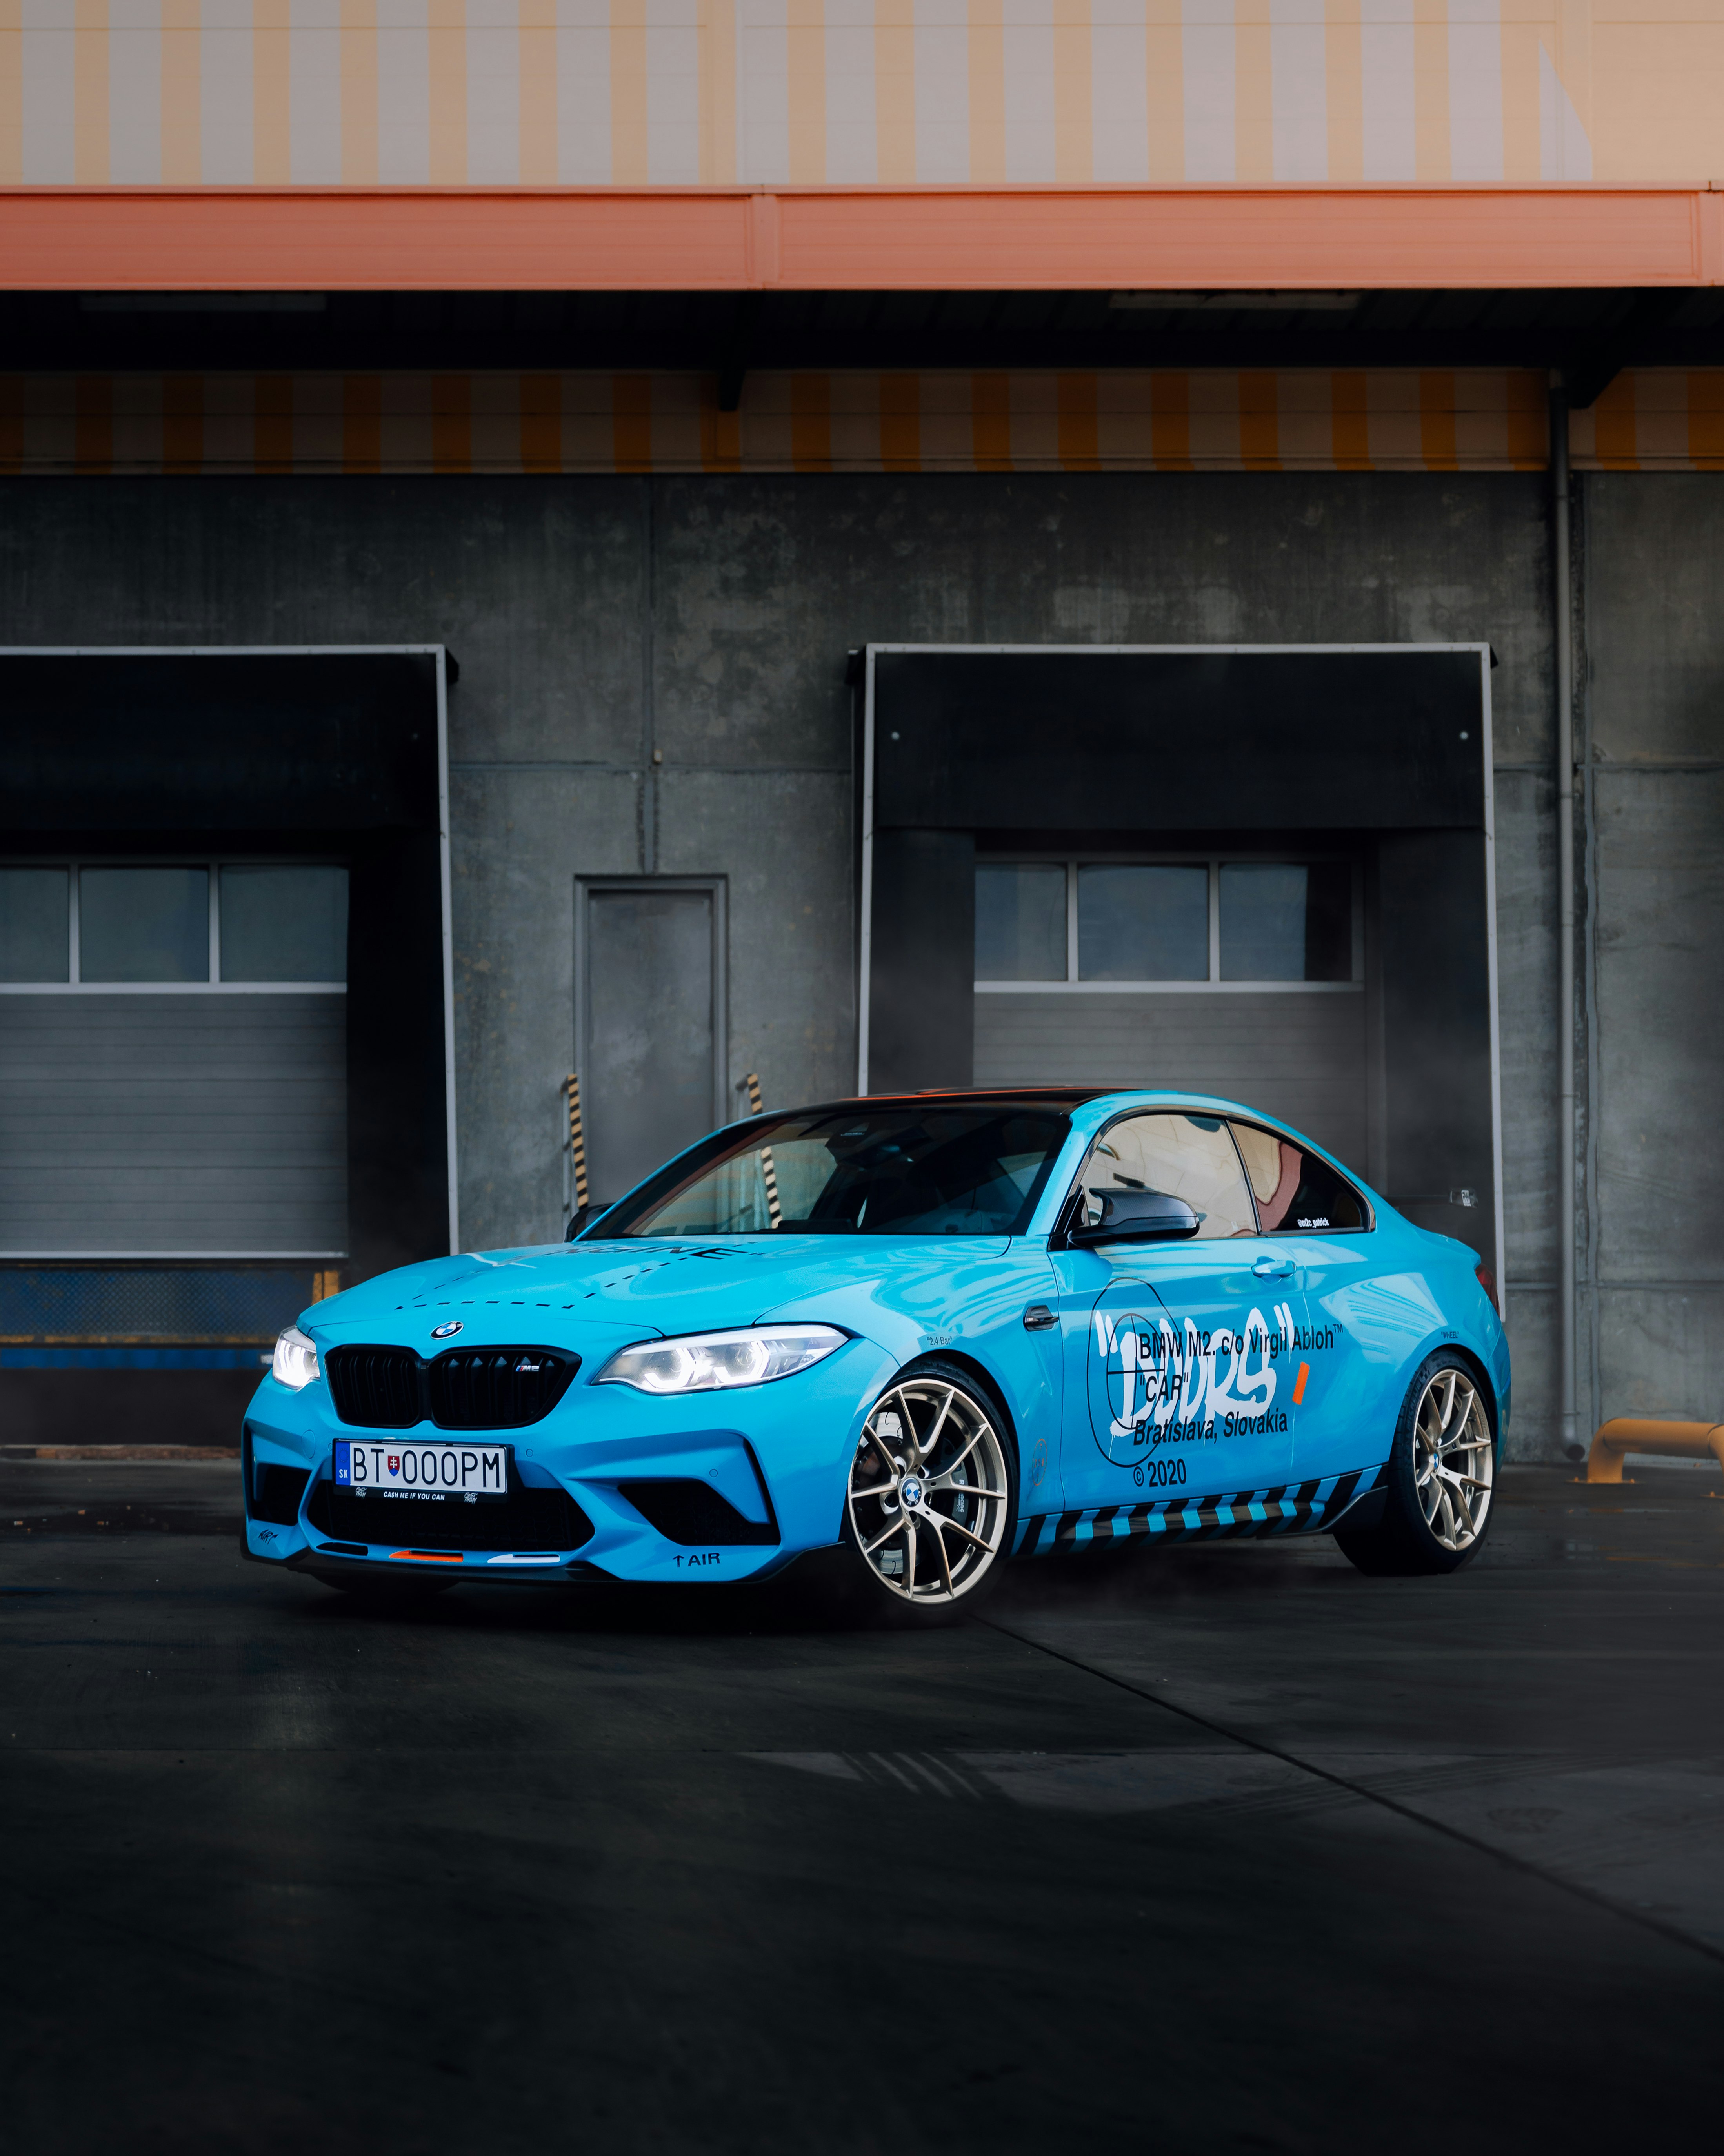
[760,1089,1117,1116]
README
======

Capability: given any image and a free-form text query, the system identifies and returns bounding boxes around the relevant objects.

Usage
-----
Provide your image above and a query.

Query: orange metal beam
[0,186,1720,292]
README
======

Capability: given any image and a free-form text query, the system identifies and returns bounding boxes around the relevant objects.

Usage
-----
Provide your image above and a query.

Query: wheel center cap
[900,1475,925,1509]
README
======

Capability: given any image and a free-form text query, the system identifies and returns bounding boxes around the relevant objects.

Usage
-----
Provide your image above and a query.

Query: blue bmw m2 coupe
[242,1090,1508,1617]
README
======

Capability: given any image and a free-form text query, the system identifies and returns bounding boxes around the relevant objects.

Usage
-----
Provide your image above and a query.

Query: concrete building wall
[7,464,1707,1463]
[1581,477,1724,1433]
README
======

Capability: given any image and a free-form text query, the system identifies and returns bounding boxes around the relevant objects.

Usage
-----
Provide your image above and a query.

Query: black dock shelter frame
[856,642,1505,1293]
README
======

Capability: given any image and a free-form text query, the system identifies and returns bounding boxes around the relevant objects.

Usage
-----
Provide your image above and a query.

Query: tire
[840,1357,1019,1623]
[1335,1353,1497,1578]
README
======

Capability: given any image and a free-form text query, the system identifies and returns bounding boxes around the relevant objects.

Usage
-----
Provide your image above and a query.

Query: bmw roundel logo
[431,1320,463,1339]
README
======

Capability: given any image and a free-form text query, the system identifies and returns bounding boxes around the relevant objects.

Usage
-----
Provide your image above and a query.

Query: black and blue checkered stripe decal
[1010,1464,1383,1559]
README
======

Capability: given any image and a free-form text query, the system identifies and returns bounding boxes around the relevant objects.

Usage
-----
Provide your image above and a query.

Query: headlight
[595,1324,847,1395]
[270,1326,320,1390]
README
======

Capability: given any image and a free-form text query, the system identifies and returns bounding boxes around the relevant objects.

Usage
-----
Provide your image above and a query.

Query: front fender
[759,1238,1064,1512]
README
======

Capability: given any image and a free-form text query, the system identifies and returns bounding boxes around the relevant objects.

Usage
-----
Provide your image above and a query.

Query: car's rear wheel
[1335,1354,1496,1577]
[843,1359,1017,1621]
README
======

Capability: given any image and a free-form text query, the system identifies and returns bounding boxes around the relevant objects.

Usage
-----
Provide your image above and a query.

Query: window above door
[0,863,348,992]
[974,857,1360,993]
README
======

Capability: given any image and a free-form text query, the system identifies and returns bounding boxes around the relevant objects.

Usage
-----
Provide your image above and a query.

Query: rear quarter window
[1229,1122,1369,1235]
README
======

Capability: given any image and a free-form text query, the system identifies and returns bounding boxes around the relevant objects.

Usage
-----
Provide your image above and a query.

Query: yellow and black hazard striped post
[564,1072,588,1214]
[744,1071,781,1229]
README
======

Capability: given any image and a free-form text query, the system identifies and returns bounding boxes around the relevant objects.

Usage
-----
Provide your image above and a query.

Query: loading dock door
[975,989,1366,1172]
[0,992,346,1257]
[970,853,1367,1170]
[0,861,349,1260]
[860,645,1503,1284]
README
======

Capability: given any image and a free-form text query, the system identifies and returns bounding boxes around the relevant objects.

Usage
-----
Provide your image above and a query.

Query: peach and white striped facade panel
[1,0,1672,192]
[10,366,1715,473]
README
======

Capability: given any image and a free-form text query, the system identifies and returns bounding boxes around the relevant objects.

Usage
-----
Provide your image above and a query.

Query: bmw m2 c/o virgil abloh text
[242,1091,1508,1618]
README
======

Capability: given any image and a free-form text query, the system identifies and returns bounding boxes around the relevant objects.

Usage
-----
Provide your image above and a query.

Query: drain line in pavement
[980,1617,1724,1969]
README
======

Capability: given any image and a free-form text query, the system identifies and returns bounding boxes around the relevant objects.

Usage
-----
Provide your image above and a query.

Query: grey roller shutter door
[0,994,347,1256]
[975,991,1367,1174]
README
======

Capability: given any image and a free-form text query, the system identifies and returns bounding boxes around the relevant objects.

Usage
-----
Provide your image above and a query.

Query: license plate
[333,1439,509,1503]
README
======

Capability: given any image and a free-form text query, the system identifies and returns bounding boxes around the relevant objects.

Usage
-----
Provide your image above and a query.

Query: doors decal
[1088,1299,1317,1467]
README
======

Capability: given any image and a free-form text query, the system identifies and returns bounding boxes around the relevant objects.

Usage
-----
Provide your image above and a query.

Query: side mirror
[1069,1190,1201,1246]
[565,1202,612,1241]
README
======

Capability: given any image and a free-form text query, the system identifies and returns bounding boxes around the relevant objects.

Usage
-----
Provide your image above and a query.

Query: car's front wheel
[842,1358,1018,1620]
[1335,1354,1496,1577]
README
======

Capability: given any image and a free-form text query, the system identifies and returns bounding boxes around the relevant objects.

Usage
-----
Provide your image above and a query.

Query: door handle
[1252,1257,1294,1279]
[1022,1304,1057,1331]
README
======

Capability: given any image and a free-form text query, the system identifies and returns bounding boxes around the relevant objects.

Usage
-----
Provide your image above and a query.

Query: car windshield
[595,1106,1071,1238]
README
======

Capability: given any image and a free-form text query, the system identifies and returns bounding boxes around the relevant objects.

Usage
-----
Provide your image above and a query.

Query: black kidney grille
[426,1348,579,1430]
[325,1347,423,1428]
[324,1344,580,1430]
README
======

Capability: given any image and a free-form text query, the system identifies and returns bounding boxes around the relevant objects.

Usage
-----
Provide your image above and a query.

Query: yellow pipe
[1585,1417,1724,1484]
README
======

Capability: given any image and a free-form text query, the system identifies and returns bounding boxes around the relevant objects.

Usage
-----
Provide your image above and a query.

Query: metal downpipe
[1552,385,1578,1459]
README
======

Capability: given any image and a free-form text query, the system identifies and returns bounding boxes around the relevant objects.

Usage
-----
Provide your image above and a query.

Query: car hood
[303,1235,1013,1349]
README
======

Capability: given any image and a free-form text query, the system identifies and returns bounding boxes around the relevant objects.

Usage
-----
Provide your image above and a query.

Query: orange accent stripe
[610,0,648,187]
[700,387,741,474]
[1150,371,1191,470]
[519,0,559,186]
[973,373,1011,472]
[1331,370,1370,470]
[790,372,831,472]
[1238,371,1280,471]
[520,373,561,474]
[698,0,736,186]
[613,373,652,472]
[431,372,472,473]
[1052,0,1091,185]
[391,1550,464,1562]
[1292,1362,1309,1406]
[1235,0,1273,188]
[1689,372,1724,471]
[879,373,920,473]
[1592,374,1638,470]
[968,0,1004,187]
[1419,370,1458,470]
[0,0,21,189]
[1325,0,1362,186]
[341,0,380,187]
[75,376,111,474]
[162,374,202,474]
[0,189,1711,295]
[343,375,382,473]
[254,0,292,186]
[428,0,467,185]
[74,0,109,186]
[1505,369,1547,471]
[255,374,294,472]
[786,0,825,186]
[1057,372,1099,473]
[874,13,916,185]
[0,371,20,474]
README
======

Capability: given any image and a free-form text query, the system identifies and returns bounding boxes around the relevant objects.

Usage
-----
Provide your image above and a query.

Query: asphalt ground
[4,1456,1723,2154]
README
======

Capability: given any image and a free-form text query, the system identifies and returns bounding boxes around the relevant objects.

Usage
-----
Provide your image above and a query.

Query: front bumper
[241,1332,895,1584]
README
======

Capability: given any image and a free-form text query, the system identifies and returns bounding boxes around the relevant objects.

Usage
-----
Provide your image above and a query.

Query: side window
[1229,1121,1368,1235]
[1081,1112,1257,1239]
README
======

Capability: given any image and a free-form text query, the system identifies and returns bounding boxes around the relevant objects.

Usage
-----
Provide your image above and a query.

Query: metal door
[575,878,727,1206]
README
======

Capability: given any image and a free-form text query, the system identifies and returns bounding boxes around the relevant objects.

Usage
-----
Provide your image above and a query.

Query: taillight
[1475,1264,1499,1314]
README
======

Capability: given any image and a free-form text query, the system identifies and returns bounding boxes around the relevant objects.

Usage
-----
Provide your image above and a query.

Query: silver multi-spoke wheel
[847,1375,1011,1606]
[1412,1366,1494,1552]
